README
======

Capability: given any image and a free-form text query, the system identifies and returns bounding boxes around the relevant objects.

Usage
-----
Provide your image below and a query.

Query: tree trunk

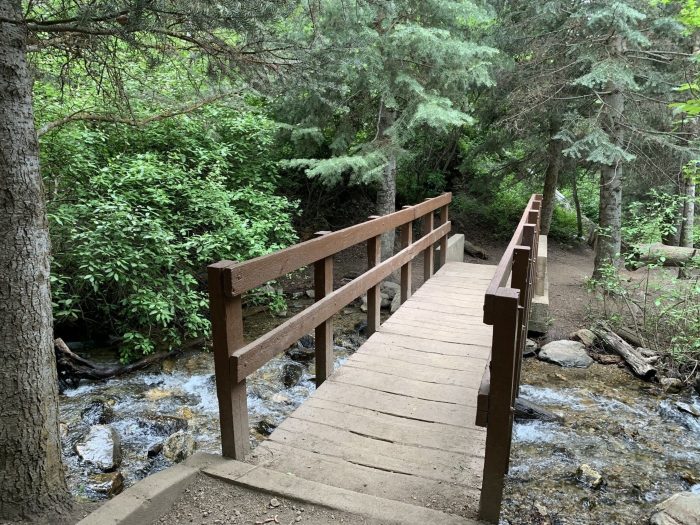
[572,170,584,239]
[0,3,71,520]
[680,175,696,248]
[593,58,625,277]
[376,100,397,262]
[540,121,563,236]
[662,174,682,246]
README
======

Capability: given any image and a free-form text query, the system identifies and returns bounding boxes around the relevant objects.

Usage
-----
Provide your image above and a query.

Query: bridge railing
[208,193,452,459]
[477,193,542,523]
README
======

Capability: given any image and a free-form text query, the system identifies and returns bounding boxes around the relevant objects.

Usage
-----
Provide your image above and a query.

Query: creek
[58,312,700,524]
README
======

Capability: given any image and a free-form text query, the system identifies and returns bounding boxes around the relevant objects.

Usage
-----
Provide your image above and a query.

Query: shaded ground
[154,474,373,525]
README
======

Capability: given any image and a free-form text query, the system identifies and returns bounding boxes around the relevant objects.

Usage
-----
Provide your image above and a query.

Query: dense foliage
[43,109,297,360]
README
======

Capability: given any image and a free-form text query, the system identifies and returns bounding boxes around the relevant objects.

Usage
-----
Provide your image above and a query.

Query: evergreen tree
[280,0,496,259]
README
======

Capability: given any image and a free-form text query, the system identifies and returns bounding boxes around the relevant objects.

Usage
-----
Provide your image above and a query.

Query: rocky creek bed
[502,358,700,525]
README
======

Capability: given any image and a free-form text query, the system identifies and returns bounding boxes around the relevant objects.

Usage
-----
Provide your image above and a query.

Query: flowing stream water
[59,311,700,524]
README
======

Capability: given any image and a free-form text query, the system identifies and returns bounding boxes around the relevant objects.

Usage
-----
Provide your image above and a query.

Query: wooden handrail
[478,193,542,523]
[213,193,452,297]
[483,194,542,325]
[208,193,452,459]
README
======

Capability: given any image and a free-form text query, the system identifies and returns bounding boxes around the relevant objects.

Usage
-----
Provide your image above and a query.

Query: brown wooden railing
[476,194,542,523]
[207,194,452,459]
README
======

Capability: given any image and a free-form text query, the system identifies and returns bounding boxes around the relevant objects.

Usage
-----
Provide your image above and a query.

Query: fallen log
[464,240,489,260]
[613,326,647,349]
[590,325,657,380]
[631,243,698,268]
[55,338,184,389]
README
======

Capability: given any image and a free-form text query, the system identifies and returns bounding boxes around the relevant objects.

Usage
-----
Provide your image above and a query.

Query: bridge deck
[248,262,495,522]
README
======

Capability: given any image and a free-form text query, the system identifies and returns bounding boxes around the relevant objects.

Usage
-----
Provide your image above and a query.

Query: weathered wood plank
[378,323,493,348]
[355,343,478,370]
[313,381,477,427]
[367,331,490,357]
[329,365,477,405]
[251,441,482,518]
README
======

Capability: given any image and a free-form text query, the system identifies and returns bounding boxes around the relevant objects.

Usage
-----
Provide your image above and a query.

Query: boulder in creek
[282,362,305,388]
[650,492,700,525]
[256,417,277,436]
[390,292,401,314]
[89,471,124,497]
[75,425,122,471]
[538,341,593,368]
[380,281,400,300]
[661,377,684,394]
[162,430,196,462]
[576,464,604,489]
[81,400,114,425]
[286,343,315,362]
[523,339,538,358]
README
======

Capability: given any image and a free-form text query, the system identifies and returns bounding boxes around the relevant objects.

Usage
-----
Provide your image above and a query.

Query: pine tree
[279,0,497,259]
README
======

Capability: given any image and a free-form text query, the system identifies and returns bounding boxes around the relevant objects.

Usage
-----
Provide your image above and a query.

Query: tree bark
[0,2,71,519]
[593,59,625,278]
[540,121,563,236]
[572,169,584,239]
[680,175,696,248]
[632,243,698,267]
[590,325,657,380]
[376,100,397,262]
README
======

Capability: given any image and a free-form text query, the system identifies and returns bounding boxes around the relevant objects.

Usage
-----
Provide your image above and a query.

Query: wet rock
[694,377,700,396]
[147,441,163,458]
[576,464,604,489]
[650,492,700,525]
[538,340,593,368]
[75,425,121,471]
[515,398,563,423]
[144,415,188,437]
[676,402,700,418]
[571,328,598,347]
[145,387,174,401]
[380,292,391,309]
[661,378,684,394]
[354,320,367,336]
[271,392,291,404]
[286,335,315,362]
[524,339,538,358]
[81,400,114,425]
[390,292,401,314]
[282,362,304,388]
[381,281,400,301]
[305,290,315,299]
[162,430,196,462]
[256,417,277,436]
[89,471,124,497]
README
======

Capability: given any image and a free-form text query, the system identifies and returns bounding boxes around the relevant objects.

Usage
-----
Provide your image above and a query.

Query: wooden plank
[378,323,493,348]
[220,193,452,296]
[366,231,381,336]
[345,353,482,387]
[313,381,477,428]
[270,418,484,482]
[390,308,491,328]
[382,318,492,340]
[396,299,487,317]
[207,266,249,459]
[367,331,490,357]
[407,293,490,309]
[252,441,482,517]
[415,285,490,299]
[398,302,487,321]
[292,398,485,453]
[329,365,477,405]
[355,343,478,371]
[231,221,451,381]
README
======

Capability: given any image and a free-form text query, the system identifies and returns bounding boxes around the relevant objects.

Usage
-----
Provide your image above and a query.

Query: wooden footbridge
[208,193,542,524]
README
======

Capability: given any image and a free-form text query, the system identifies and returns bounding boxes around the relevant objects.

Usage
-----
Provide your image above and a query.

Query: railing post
[400,208,413,303]
[366,217,381,336]
[208,264,249,459]
[479,289,520,524]
[314,231,333,387]
[511,247,531,400]
[438,204,449,268]
[423,209,434,283]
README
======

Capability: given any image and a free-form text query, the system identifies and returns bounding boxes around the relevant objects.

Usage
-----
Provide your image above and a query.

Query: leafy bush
[44,110,297,361]
[548,207,579,242]
[621,189,685,245]
[587,261,700,376]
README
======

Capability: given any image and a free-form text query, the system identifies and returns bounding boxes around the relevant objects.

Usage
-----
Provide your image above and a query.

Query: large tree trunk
[572,169,584,239]
[376,100,397,262]
[0,3,71,520]
[680,174,696,248]
[540,121,563,236]
[593,60,625,277]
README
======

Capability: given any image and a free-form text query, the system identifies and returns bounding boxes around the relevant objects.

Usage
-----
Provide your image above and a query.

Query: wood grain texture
[248,262,496,522]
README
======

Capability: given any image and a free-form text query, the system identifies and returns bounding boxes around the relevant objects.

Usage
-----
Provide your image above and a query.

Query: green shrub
[548,207,579,242]
[44,110,297,361]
